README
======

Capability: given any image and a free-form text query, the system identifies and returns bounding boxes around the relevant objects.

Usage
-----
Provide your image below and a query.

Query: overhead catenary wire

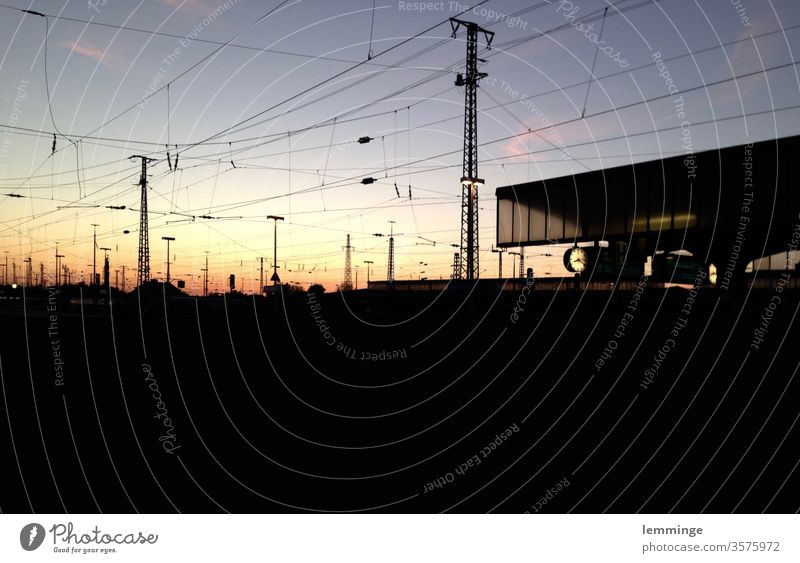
[6,0,301,149]
[3,0,487,180]
[12,82,795,247]
[172,0,493,155]
[0,2,446,70]
[2,5,785,166]
[368,0,377,60]
[581,6,609,119]
[0,0,680,202]
[3,0,797,278]
[196,86,800,219]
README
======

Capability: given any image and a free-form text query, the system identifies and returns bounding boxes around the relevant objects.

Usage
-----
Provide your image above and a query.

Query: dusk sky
[1,0,799,292]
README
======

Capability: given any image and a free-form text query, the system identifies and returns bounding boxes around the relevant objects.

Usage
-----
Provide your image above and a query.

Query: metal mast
[519,247,525,278]
[132,155,156,288]
[101,249,111,286]
[55,247,63,286]
[451,18,493,281]
[267,215,284,286]
[451,253,461,280]
[203,252,209,296]
[387,220,396,285]
[259,257,264,294]
[342,234,353,291]
[491,246,506,279]
[91,223,99,286]
[24,257,32,287]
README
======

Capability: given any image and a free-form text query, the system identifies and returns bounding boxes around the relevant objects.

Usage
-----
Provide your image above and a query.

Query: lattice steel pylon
[131,155,156,288]
[342,234,353,291]
[387,220,396,285]
[451,18,493,281]
[451,253,461,280]
[519,247,525,278]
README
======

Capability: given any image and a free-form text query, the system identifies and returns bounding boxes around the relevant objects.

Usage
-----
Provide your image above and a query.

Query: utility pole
[451,18,493,281]
[451,253,461,280]
[100,247,111,286]
[363,260,373,287]
[267,215,284,285]
[259,257,264,294]
[91,223,99,286]
[3,251,8,285]
[121,265,126,293]
[519,247,525,279]
[39,263,45,288]
[387,220,396,286]
[161,236,175,283]
[202,251,209,296]
[342,234,353,291]
[23,257,32,287]
[131,155,156,288]
[509,251,520,282]
[55,243,64,286]
[491,246,506,279]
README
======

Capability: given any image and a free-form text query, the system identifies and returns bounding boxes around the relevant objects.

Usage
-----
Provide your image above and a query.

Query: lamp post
[363,260,373,286]
[267,215,284,285]
[100,248,111,286]
[91,223,99,286]
[491,246,506,279]
[202,251,209,296]
[162,236,175,283]
[509,251,520,282]
[55,242,64,286]
[23,257,32,287]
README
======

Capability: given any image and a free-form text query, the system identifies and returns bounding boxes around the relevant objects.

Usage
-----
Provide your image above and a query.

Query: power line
[193,58,800,220]
[0,2,443,70]
[2,14,793,160]
[3,1,797,274]
[172,1,493,154]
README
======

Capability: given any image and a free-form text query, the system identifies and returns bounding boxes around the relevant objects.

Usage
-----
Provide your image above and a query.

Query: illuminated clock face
[569,247,588,272]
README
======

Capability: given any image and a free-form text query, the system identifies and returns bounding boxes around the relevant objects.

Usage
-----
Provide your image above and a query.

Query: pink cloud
[62,39,116,70]
[501,116,622,162]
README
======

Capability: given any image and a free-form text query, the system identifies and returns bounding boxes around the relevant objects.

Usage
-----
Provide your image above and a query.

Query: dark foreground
[0,282,798,513]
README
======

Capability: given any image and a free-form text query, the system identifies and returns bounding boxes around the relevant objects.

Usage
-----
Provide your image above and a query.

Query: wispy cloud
[62,39,116,70]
